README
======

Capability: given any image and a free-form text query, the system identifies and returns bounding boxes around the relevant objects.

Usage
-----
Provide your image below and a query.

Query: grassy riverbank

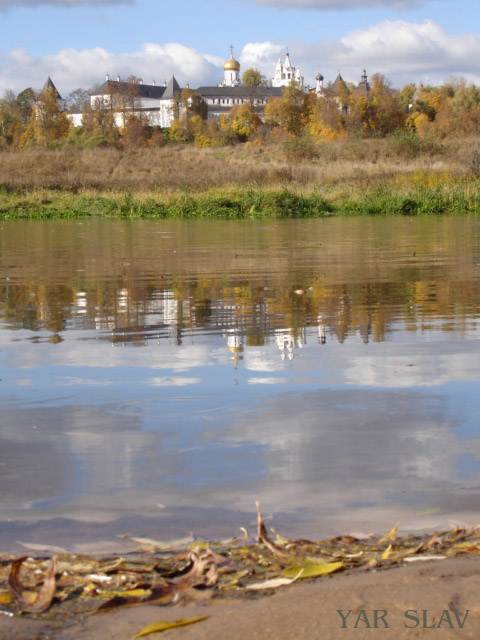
[1,138,480,218]
[2,181,480,219]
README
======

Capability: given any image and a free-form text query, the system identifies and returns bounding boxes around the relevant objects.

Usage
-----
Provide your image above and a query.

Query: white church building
[271,51,304,89]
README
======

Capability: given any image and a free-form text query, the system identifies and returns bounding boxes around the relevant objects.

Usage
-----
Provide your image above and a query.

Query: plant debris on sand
[1,505,480,637]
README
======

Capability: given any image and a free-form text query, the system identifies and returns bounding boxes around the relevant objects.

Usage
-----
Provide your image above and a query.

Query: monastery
[62,48,369,128]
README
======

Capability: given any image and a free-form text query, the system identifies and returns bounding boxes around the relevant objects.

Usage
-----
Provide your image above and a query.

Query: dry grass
[0,136,478,195]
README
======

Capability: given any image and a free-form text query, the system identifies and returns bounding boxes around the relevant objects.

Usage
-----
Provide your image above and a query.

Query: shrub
[282,134,319,161]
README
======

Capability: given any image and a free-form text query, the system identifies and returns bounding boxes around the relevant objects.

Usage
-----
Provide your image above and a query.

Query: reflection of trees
[2,276,479,348]
[1,218,480,346]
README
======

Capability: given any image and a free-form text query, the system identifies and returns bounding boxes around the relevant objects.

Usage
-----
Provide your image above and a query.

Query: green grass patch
[1,179,480,220]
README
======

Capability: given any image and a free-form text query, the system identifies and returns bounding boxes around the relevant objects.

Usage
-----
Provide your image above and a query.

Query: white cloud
[335,19,480,80]
[240,41,283,68]
[248,0,430,8]
[246,21,480,88]
[2,20,480,97]
[0,43,223,95]
[0,0,132,7]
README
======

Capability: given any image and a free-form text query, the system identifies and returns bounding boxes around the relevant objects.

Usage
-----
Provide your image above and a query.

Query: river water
[1,216,480,552]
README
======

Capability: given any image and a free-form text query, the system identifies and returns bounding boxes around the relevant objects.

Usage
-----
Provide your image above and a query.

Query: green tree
[0,90,23,148]
[16,87,35,126]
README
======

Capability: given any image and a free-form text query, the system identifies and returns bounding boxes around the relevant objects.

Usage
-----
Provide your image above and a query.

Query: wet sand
[1,555,479,640]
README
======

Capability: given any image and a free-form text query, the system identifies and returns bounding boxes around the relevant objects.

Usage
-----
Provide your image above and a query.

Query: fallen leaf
[255,501,286,556]
[270,528,289,547]
[246,569,304,590]
[403,556,447,562]
[379,521,401,544]
[133,616,208,638]
[382,545,393,560]
[451,541,480,551]
[8,555,57,614]
[0,591,12,605]
[282,558,344,579]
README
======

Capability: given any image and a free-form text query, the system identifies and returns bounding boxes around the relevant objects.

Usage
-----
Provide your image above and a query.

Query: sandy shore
[1,554,479,640]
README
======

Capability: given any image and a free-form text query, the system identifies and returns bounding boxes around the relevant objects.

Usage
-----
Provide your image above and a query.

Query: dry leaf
[403,556,447,563]
[133,616,208,638]
[246,569,304,590]
[382,545,393,560]
[256,501,286,556]
[8,555,57,614]
[379,521,401,544]
[282,559,344,579]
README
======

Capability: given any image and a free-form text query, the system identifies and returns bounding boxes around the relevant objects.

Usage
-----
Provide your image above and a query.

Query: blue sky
[1,0,479,95]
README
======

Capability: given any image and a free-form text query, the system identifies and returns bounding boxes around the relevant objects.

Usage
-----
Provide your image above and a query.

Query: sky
[1,0,480,96]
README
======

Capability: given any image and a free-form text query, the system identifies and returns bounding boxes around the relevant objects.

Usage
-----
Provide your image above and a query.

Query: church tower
[221,46,241,87]
[316,70,324,97]
[272,50,304,89]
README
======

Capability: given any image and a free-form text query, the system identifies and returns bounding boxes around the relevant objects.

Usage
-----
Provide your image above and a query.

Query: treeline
[2,73,480,152]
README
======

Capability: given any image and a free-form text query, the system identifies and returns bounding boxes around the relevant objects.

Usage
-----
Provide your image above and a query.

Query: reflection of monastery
[88,285,327,365]
[64,48,370,128]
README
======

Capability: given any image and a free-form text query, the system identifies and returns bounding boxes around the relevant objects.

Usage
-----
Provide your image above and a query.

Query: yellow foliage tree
[264,84,308,135]
[19,87,71,149]
[308,94,345,141]
[227,103,261,141]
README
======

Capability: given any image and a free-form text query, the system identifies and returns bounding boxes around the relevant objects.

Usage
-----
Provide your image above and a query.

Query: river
[1,216,480,551]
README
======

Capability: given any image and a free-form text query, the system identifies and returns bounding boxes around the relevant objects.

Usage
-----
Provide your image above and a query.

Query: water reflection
[1,217,480,550]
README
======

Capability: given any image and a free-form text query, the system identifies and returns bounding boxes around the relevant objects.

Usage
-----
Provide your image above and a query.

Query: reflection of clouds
[0,331,210,373]
[62,377,113,386]
[202,389,480,529]
[15,379,33,386]
[148,377,201,387]
[248,377,287,385]
[345,351,480,388]
[1,390,480,542]
[244,348,285,373]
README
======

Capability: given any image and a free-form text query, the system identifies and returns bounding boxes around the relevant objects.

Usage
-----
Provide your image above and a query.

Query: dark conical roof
[163,75,181,99]
[331,73,349,93]
[43,76,62,100]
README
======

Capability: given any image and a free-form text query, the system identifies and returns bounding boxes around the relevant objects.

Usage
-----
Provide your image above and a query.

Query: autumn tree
[122,115,149,149]
[226,103,261,141]
[82,98,119,146]
[170,89,208,142]
[264,84,309,135]
[19,87,70,149]
[66,88,90,113]
[308,93,344,141]
[344,74,405,137]
[242,68,267,87]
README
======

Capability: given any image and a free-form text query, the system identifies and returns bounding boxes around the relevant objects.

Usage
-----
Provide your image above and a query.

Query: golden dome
[224,53,240,72]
